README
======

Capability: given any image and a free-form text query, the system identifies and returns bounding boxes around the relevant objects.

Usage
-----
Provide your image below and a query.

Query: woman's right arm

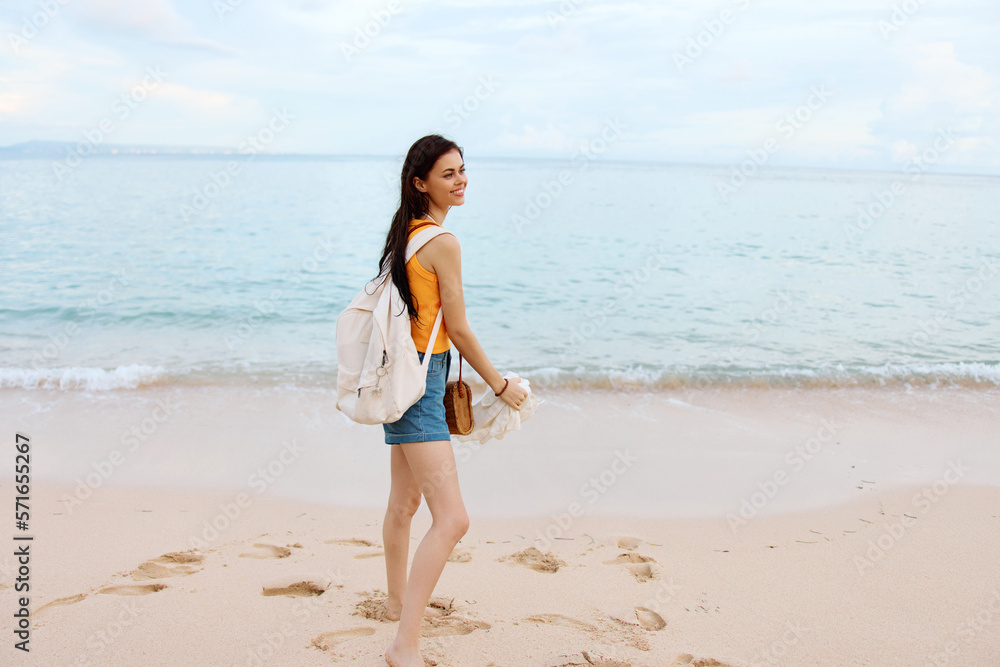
[422,234,529,409]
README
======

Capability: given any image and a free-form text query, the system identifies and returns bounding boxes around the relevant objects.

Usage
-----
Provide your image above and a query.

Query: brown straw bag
[444,353,474,436]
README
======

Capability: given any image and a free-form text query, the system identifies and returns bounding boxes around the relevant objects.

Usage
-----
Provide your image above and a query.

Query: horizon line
[1,139,998,180]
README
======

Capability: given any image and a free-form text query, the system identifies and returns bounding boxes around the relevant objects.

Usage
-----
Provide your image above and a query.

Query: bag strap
[409,220,437,237]
[405,224,450,262]
[404,224,451,377]
[420,308,444,377]
[371,223,449,287]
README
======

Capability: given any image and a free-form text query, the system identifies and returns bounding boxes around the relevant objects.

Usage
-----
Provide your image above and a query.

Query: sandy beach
[0,478,997,666]
[2,385,999,665]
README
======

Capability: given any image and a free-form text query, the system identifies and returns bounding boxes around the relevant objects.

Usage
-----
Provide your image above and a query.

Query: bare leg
[383,446,421,621]
[385,440,470,667]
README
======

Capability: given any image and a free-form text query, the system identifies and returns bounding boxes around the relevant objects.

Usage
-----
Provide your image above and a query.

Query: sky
[0,0,998,173]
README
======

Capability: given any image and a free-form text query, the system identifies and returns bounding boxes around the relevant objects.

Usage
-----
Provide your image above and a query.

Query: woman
[379,135,529,667]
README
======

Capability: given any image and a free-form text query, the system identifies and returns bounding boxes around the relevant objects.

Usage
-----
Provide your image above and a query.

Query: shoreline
[3,365,1000,392]
[3,384,999,519]
[2,481,998,666]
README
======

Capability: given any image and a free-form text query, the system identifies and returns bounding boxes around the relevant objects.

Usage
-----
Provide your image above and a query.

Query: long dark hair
[377,134,463,323]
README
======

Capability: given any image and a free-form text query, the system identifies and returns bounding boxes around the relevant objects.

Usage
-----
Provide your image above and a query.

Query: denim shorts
[383,349,452,444]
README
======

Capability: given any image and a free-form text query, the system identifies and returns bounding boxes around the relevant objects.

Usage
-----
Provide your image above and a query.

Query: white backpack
[336,224,452,424]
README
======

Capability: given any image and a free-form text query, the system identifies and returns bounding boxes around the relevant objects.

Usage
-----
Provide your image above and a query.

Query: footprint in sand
[38,552,200,613]
[239,543,292,559]
[153,550,204,565]
[447,547,472,563]
[627,562,656,582]
[261,575,331,597]
[669,654,734,667]
[424,595,457,618]
[355,590,487,636]
[421,615,491,637]
[310,627,375,651]
[500,547,566,573]
[609,606,666,631]
[132,562,190,580]
[98,583,168,596]
[355,591,460,622]
[602,552,656,565]
[525,614,597,633]
[324,537,385,559]
[550,651,631,667]
[354,591,393,621]
[617,537,642,550]
[131,551,205,581]
[325,538,378,548]
[33,593,87,619]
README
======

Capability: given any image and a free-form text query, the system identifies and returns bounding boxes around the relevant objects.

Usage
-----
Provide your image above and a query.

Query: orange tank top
[406,219,450,354]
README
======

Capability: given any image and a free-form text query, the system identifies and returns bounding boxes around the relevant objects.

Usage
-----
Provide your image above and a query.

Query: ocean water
[1,155,998,391]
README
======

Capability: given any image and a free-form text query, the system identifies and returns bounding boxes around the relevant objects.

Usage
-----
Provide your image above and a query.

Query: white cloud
[891,42,994,115]
[74,0,182,34]
[154,83,250,114]
[1,0,998,171]
[0,92,28,117]
[876,40,998,166]
[68,0,237,55]
[0,37,121,122]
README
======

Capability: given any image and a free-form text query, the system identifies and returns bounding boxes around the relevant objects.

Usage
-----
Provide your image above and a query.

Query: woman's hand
[496,376,529,410]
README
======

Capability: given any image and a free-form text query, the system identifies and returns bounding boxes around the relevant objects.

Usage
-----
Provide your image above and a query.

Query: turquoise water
[1,156,998,390]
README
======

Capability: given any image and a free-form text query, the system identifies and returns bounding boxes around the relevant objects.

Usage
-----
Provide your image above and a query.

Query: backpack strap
[404,225,453,369]
[408,221,437,237]
[372,224,449,284]
[422,308,444,371]
[405,225,451,262]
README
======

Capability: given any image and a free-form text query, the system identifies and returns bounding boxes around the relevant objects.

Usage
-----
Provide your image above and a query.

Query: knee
[455,512,470,540]
[438,510,470,544]
[386,493,421,521]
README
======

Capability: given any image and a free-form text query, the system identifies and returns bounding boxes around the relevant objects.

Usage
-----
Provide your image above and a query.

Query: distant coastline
[3,140,999,178]
[0,139,376,161]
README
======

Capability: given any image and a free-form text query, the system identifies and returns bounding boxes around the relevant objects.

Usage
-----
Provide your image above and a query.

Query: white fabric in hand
[454,373,540,444]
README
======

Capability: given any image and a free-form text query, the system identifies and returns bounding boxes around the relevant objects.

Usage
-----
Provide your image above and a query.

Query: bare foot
[385,597,402,621]
[385,641,423,667]
[384,595,449,621]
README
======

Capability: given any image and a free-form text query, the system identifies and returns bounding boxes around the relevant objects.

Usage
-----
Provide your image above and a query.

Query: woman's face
[414,149,467,209]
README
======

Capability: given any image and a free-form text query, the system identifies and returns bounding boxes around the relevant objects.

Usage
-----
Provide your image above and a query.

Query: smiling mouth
[451,187,465,196]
